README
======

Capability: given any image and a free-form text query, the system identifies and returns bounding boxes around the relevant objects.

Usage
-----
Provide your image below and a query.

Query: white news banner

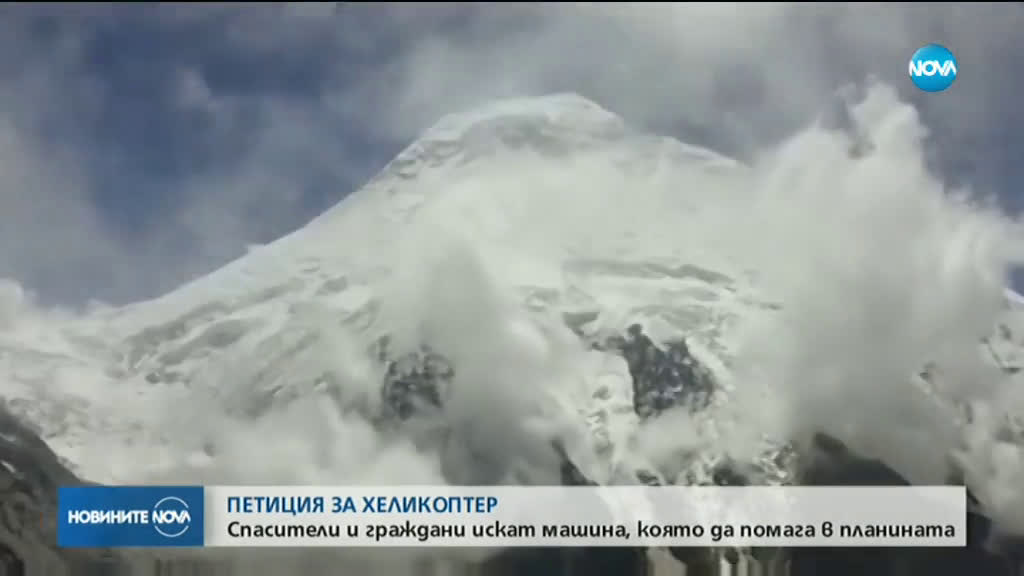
[203,486,966,548]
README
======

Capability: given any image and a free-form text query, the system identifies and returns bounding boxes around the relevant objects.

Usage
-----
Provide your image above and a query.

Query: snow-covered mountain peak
[262,93,749,301]
[358,93,631,190]
[73,93,748,351]
[331,92,733,210]
[422,92,627,141]
[11,93,763,486]
[4,87,1024,537]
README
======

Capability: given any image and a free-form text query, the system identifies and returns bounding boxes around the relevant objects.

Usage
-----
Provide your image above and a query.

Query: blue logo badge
[908,44,957,92]
[58,486,205,548]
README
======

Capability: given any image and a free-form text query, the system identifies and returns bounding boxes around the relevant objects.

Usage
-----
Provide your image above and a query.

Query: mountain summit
[2,93,759,483]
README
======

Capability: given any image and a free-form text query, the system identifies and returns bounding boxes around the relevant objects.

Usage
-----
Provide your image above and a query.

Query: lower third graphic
[58,486,205,547]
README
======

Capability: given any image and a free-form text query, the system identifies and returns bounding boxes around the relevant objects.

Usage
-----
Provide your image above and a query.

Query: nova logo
[908,44,957,92]
[152,496,192,538]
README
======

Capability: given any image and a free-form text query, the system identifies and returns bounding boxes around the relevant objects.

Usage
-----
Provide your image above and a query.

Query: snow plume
[0,279,27,330]
[131,276,507,572]
[720,82,1024,534]
[0,278,85,333]
[377,222,587,485]
[128,225,586,572]
[138,306,448,489]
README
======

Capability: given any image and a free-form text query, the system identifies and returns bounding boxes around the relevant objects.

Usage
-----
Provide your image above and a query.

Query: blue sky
[0,4,1022,305]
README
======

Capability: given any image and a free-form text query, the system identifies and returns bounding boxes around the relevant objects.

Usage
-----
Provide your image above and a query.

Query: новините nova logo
[57,486,204,548]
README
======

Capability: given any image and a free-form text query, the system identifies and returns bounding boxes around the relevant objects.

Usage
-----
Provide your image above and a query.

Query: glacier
[1,86,1024,573]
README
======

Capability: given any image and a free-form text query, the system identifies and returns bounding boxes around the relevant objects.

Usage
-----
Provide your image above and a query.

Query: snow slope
[1,88,1023,536]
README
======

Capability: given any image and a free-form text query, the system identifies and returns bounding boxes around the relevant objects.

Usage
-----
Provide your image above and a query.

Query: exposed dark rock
[375,323,716,426]
[376,338,453,422]
[604,324,714,418]
[372,324,727,574]
[477,547,569,576]
[0,402,126,575]
[482,440,648,576]
[370,325,1024,575]
[553,442,596,489]
[0,405,231,575]
[710,461,752,487]
[0,541,23,576]
[634,469,662,487]
[788,432,1024,576]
